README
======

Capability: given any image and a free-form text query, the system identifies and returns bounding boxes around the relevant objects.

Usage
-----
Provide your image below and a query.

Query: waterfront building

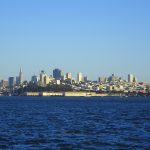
[9,77,15,88]
[53,69,64,80]
[107,85,113,91]
[95,86,100,91]
[77,72,83,83]
[119,85,124,91]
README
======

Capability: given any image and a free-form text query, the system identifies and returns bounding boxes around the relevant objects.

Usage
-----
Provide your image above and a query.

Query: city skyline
[0,66,149,83]
[1,67,149,97]
[0,0,150,83]
[0,67,141,83]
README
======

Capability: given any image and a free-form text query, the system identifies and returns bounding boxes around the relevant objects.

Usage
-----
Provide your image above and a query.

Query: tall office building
[19,67,23,84]
[40,70,46,85]
[98,77,107,83]
[9,77,15,88]
[53,69,64,80]
[108,74,118,82]
[133,76,138,83]
[16,76,20,86]
[128,74,134,83]
[31,75,39,84]
[77,72,83,82]
[66,72,72,79]
[44,75,50,85]
[83,76,88,82]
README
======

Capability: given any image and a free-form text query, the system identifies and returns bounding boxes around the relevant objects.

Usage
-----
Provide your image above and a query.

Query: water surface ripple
[0,97,150,150]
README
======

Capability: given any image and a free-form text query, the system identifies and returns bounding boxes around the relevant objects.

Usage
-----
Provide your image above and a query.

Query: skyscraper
[9,77,15,88]
[44,75,50,85]
[133,76,138,83]
[31,75,39,84]
[53,69,64,80]
[40,70,46,85]
[19,67,23,84]
[83,76,88,82]
[66,72,72,79]
[128,74,134,83]
[16,76,20,86]
[77,72,83,83]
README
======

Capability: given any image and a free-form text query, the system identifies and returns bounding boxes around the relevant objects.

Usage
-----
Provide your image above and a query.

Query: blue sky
[0,0,150,82]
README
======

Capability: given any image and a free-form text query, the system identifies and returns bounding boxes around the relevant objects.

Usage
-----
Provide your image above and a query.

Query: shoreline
[1,91,148,97]
[22,92,109,97]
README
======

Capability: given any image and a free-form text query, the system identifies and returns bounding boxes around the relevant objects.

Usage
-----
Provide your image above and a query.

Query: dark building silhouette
[9,77,15,88]
[53,69,64,80]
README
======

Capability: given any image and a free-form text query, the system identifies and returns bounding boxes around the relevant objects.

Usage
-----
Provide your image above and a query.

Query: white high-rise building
[40,71,46,85]
[128,74,134,83]
[44,75,50,85]
[66,72,72,79]
[77,72,83,83]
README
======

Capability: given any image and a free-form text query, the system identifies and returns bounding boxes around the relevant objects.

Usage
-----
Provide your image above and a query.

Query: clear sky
[0,0,150,82]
